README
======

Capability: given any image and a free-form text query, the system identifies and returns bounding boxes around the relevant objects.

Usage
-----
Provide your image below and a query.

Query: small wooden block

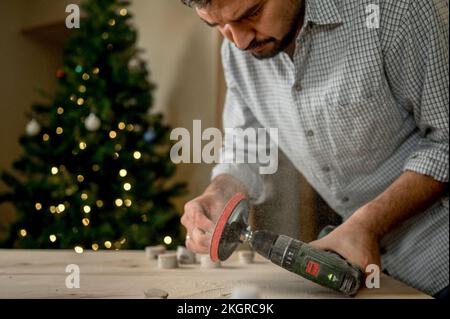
[144,288,169,299]
[238,250,255,264]
[176,246,195,264]
[200,255,221,269]
[145,245,166,260]
[157,253,178,269]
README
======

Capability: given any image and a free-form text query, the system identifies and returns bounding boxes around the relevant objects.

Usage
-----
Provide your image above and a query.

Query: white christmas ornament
[85,113,101,131]
[26,119,41,136]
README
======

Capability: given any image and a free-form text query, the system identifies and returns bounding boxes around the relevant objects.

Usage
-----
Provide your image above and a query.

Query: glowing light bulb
[81,193,88,200]
[51,167,59,175]
[49,234,57,242]
[163,236,172,245]
[43,134,50,141]
[56,127,63,135]
[77,175,85,183]
[104,241,112,249]
[119,169,127,177]
[92,243,99,251]
[83,205,91,213]
[115,199,123,207]
[57,107,64,115]
[35,203,42,211]
[82,218,90,226]
[124,199,132,207]
[133,151,141,159]
[79,141,87,150]
[118,122,126,130]
[119,8,128,16]
[19,229,27,237]
[57,204,65,213]
[74,246,84,254]
[109,131,117,139]
[123,183,131,191]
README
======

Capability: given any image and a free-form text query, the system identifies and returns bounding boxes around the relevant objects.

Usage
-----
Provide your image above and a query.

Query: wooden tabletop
[0,249,430,299]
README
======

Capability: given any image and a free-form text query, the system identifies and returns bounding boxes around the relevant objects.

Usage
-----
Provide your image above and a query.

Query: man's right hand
[180,175,248,254]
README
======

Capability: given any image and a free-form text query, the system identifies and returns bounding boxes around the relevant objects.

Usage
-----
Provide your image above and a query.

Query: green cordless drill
[210,193,364,296]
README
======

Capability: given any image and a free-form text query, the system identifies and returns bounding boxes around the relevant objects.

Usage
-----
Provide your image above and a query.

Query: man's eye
[248,7,263,18]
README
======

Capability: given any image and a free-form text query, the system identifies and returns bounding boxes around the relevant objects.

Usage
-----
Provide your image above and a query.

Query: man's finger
[186,227,211,254]
[182,200,215,232]
[308,239,330,251]
[192,209,215,232]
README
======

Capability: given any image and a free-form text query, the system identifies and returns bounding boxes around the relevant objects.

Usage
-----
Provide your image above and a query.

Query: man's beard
[245,1,305,60]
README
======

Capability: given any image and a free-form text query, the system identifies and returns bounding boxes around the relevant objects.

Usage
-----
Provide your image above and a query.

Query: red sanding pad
[210,193,248,262]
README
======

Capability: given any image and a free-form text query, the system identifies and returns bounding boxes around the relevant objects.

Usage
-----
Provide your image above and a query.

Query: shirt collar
[304,0,343,25]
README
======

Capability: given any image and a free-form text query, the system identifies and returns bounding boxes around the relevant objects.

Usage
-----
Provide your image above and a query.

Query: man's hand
[310,171,448,272]
[309,205,382,271]
[181,175,249,254]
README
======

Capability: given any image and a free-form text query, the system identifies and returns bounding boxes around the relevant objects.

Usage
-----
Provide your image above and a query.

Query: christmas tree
[0,0,185,251]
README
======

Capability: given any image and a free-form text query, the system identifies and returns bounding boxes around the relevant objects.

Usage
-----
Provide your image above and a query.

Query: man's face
[196,0,304,59]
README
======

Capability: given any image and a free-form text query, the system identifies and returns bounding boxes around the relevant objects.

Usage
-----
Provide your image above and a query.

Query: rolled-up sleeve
[386,0,449,182]
[211,41,270,204]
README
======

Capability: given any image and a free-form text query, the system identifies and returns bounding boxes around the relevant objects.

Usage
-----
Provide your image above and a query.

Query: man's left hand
[309,205,382,272]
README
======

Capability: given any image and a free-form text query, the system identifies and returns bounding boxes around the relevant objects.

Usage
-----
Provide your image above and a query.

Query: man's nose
[222,23,254,51]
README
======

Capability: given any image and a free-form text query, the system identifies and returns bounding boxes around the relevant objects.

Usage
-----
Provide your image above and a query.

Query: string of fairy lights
[20,7,174,253]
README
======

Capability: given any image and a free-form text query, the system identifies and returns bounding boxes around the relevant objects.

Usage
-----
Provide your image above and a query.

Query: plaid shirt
[212,0,449,295]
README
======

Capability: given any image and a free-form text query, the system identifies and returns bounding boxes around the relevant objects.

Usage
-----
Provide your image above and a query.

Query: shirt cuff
[403,148,449,183]
[211,163,267,204]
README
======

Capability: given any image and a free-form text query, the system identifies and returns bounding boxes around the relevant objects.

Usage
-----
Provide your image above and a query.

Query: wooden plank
[0,249,430,299]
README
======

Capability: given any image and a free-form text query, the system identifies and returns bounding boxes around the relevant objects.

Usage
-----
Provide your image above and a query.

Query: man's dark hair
[181,0,212,8]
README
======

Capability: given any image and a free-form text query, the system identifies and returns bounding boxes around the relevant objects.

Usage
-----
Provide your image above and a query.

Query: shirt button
[293,83,302,91]
[322,166,331,173]
[306,130,314,137]
[342,197,350,203]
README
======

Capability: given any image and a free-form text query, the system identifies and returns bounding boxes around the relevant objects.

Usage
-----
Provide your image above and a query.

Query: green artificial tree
[0,0,185,251]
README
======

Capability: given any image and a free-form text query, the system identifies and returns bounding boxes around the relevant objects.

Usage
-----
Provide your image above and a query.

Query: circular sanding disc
[210,193,248,262]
